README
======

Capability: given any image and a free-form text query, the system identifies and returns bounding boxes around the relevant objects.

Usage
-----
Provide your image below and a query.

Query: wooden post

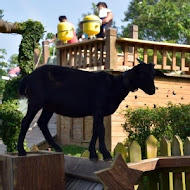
[42,40,50,64]
[129,25,138,39]
[129,25,138,54]
[172,135,185,190]
[104,116,112,151]
[56,44,61,66]
[184,137,190,190]
[146,135,158,159]
[34,48,40,65]
[114,142,127,161]
[145,135,158,190]
[160,137,173,190]
[128,140,142,163]
[105,28,118,70]
[0,151,65,190]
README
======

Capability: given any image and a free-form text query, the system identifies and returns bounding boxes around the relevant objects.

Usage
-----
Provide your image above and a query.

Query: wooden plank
[117,38,190,52]
[171,48,180,71]
[184,137,190,190]
[162,48,167,70]
[56,48,61,66]
[113,143,127,161]
[68,48,73,67]
[94,42,98,66]
[134,45,138,66]
[128,141,143,190]
[89,44,93,67]
[172,136,185,190]
[143,46,148,63]
[99,42,104,66]
[78,46,82,68]
[65,155,112,182]
[181,51,189,71]
[153,47,158,65]
[74,47,78,68]
[145,135,158,190]
[83,45,87,68]
[146,135,158,159]
[124,44,129,66]
[128,140,142,163]
[160,137,172,190]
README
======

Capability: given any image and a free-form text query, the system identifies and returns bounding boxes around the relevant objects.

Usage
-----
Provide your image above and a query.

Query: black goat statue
[17,59,165,161]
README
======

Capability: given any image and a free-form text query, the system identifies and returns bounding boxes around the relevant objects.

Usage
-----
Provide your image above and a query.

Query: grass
[61,145,88,157]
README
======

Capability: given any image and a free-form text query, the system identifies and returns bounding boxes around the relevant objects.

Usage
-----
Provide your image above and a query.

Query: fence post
[146,135,158,190]
[172,135,185,190]
[160,137,173,190]
[42,40,50,64]
[146,135,158,159]
[128,140,142,162]
[184,137,190,190]
[114,142,127,161]
[105,28,118,70]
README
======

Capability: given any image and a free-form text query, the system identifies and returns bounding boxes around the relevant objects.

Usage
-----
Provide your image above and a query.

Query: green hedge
[122,103,190,155]
[0,100,23,152]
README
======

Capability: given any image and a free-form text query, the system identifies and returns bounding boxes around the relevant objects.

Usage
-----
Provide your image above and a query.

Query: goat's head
[123,59,165,95]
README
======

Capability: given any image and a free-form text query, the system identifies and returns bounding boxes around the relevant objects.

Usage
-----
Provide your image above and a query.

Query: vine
[18,20,45,76]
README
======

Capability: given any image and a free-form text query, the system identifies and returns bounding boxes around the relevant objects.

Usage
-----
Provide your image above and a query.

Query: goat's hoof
[89,153,99,162]
[104,157,112,161]
[18,151,27,156]
[55,147,62,152]
[90,157,99,162]
[103,154,112,161]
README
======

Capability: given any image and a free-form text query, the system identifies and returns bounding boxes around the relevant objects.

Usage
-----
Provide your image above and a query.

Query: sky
[0,0,131,61]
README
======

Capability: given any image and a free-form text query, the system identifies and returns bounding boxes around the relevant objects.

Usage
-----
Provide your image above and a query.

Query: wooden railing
[56,28,190,72]
[117,38,190,71]
[56,38,106,70]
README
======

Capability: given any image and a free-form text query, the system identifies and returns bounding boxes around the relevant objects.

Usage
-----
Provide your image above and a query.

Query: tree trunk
[0,19,22,34]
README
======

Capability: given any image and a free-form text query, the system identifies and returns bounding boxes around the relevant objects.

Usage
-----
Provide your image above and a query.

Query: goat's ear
[137,58,146,64]
[155,69,167,77]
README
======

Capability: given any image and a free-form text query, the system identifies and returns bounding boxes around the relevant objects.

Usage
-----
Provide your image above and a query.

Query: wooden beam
[64,155,112,182]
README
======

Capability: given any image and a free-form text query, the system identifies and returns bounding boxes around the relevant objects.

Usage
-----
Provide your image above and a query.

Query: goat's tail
[19,76,28,97]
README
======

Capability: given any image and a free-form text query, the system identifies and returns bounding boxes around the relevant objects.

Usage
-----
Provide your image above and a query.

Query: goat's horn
[136,58,145,64]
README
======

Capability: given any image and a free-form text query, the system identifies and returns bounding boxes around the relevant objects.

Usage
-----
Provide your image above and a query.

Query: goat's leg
[17,103,41,156]
[89,120,99,161]
[95,115,112,161]
[37,109,62,152]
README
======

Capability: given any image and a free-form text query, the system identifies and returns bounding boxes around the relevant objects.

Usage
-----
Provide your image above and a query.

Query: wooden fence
[113,135,190,190]
[81,135,190,190]
[56,28,190,72]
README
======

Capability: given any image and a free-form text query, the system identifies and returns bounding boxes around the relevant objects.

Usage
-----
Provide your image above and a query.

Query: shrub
[0,100,23,152]
[122,103,190,155]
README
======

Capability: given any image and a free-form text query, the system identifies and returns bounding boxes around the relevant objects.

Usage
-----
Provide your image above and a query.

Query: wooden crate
[0,151,65,190]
